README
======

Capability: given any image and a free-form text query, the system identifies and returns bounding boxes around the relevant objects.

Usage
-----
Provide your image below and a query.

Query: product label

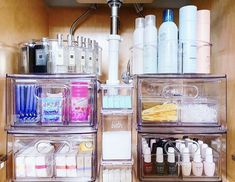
[69,50,76,66]
[56,49,64,66]
[36,49,46,66]
[71,97,89,122]
[111,121,123,129]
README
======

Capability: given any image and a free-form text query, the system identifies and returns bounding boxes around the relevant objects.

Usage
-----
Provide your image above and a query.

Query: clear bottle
[80,37,86,73]
[85,38,94,74]
[55,34,67,73]
[65,34,76,73]
[75,36,82,73]
[143,15,158,73]
[158,9,178,73]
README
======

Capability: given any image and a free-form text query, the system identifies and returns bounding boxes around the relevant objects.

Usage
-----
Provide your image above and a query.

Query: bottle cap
[197,10,210,24]
[150,139,156,149]
[57,33,63,45]
[167,147,175,163]
[179,5,197,21]
[156,147,164,163]
[163,9,174,22]
[67,34,73,46]
[176,140,182,150]
[205,148,213,163]
[145,15,156,27]
[135,17,145,29]
[198,140,203,145]
[182,147,190,162]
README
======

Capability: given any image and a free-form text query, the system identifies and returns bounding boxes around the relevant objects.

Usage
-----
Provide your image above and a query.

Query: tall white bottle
[143,15,158,73]
[158,9,178,73]
[179,5,197,73]
[132,17,144,74]
[197,10,211,73]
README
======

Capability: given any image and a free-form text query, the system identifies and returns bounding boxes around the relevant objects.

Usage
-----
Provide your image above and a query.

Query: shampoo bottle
[143,15,158,73]
[133,17,144,74]
[158,9,178,73]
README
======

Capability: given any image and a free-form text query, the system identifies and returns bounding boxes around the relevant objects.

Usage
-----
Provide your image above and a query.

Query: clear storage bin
[101,111,132,162]
[137,133,226,181]
[6,74,97,127]
[101,84,133,110]
[136,75,226,127]
[8,133,97,181]
[100,164,133,182]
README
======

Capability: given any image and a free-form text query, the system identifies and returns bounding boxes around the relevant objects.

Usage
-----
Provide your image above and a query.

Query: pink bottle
[197,10,211,73]
[70,82,89,123]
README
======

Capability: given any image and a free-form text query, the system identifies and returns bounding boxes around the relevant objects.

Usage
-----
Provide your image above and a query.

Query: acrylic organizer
[101,84,133,111]
[6,74,97,127]
[8,133,97,181]
[137,133,226,182]
[100,164,133,182]
[19,35,102,75]
[101,111,133,162]
[136,74,226,127]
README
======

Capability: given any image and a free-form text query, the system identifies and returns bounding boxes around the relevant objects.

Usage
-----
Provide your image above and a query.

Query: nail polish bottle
[167,147,177,176]
[204,147,215,177]
[192,149,203,176]
[156,147,165,175]
[181,147,192,176]
[144,147,153,175]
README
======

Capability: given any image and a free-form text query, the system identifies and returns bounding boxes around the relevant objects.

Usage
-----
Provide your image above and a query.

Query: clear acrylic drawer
[137,133,226,182]
[100,164,133,182]
[101,111,132,162]
[101,84,133,110]
[6,74,97,127]
[8,133,97,181]
[136,75,226,127]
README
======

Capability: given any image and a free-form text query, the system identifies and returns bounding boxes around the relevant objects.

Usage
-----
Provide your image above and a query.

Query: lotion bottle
[158,9,178,73]
[143,15,158,73]
[133,17,144,74]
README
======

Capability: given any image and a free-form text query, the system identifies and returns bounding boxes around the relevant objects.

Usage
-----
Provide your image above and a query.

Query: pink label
[70,98,89,122]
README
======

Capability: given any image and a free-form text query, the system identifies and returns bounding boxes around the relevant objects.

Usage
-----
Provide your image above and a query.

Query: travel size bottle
[156,147,165,175]
[144,147,153,175]
[167,147,177,175]
[85,38,94,74]
[204,147,215,177]
[55,34,67,73]
[192,149,203,176]
[181,147,192,176]
[65,34,76,73]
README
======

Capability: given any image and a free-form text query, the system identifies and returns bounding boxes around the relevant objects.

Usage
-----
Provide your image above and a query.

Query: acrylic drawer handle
[34,84,70,99]
[164,140,200,156]
[162,85,198,98]
[34,140,71,153]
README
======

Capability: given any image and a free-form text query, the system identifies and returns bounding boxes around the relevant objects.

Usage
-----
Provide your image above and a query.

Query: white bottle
[204,147,215,177]
[201,143,208,160]
[192,149,203,176]
[179,5,197,73]
[143,15,158,73]
[158,9,178,73]
[181,147,192,176]
[197,10,211,73]
[132,17,144,74]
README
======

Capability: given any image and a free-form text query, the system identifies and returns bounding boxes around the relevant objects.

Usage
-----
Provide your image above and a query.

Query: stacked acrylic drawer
[6,74,98,181]
[100,84,133,182]
[136,74,227,182]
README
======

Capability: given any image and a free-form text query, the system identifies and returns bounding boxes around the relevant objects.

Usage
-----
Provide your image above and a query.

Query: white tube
[107,34,121,85]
